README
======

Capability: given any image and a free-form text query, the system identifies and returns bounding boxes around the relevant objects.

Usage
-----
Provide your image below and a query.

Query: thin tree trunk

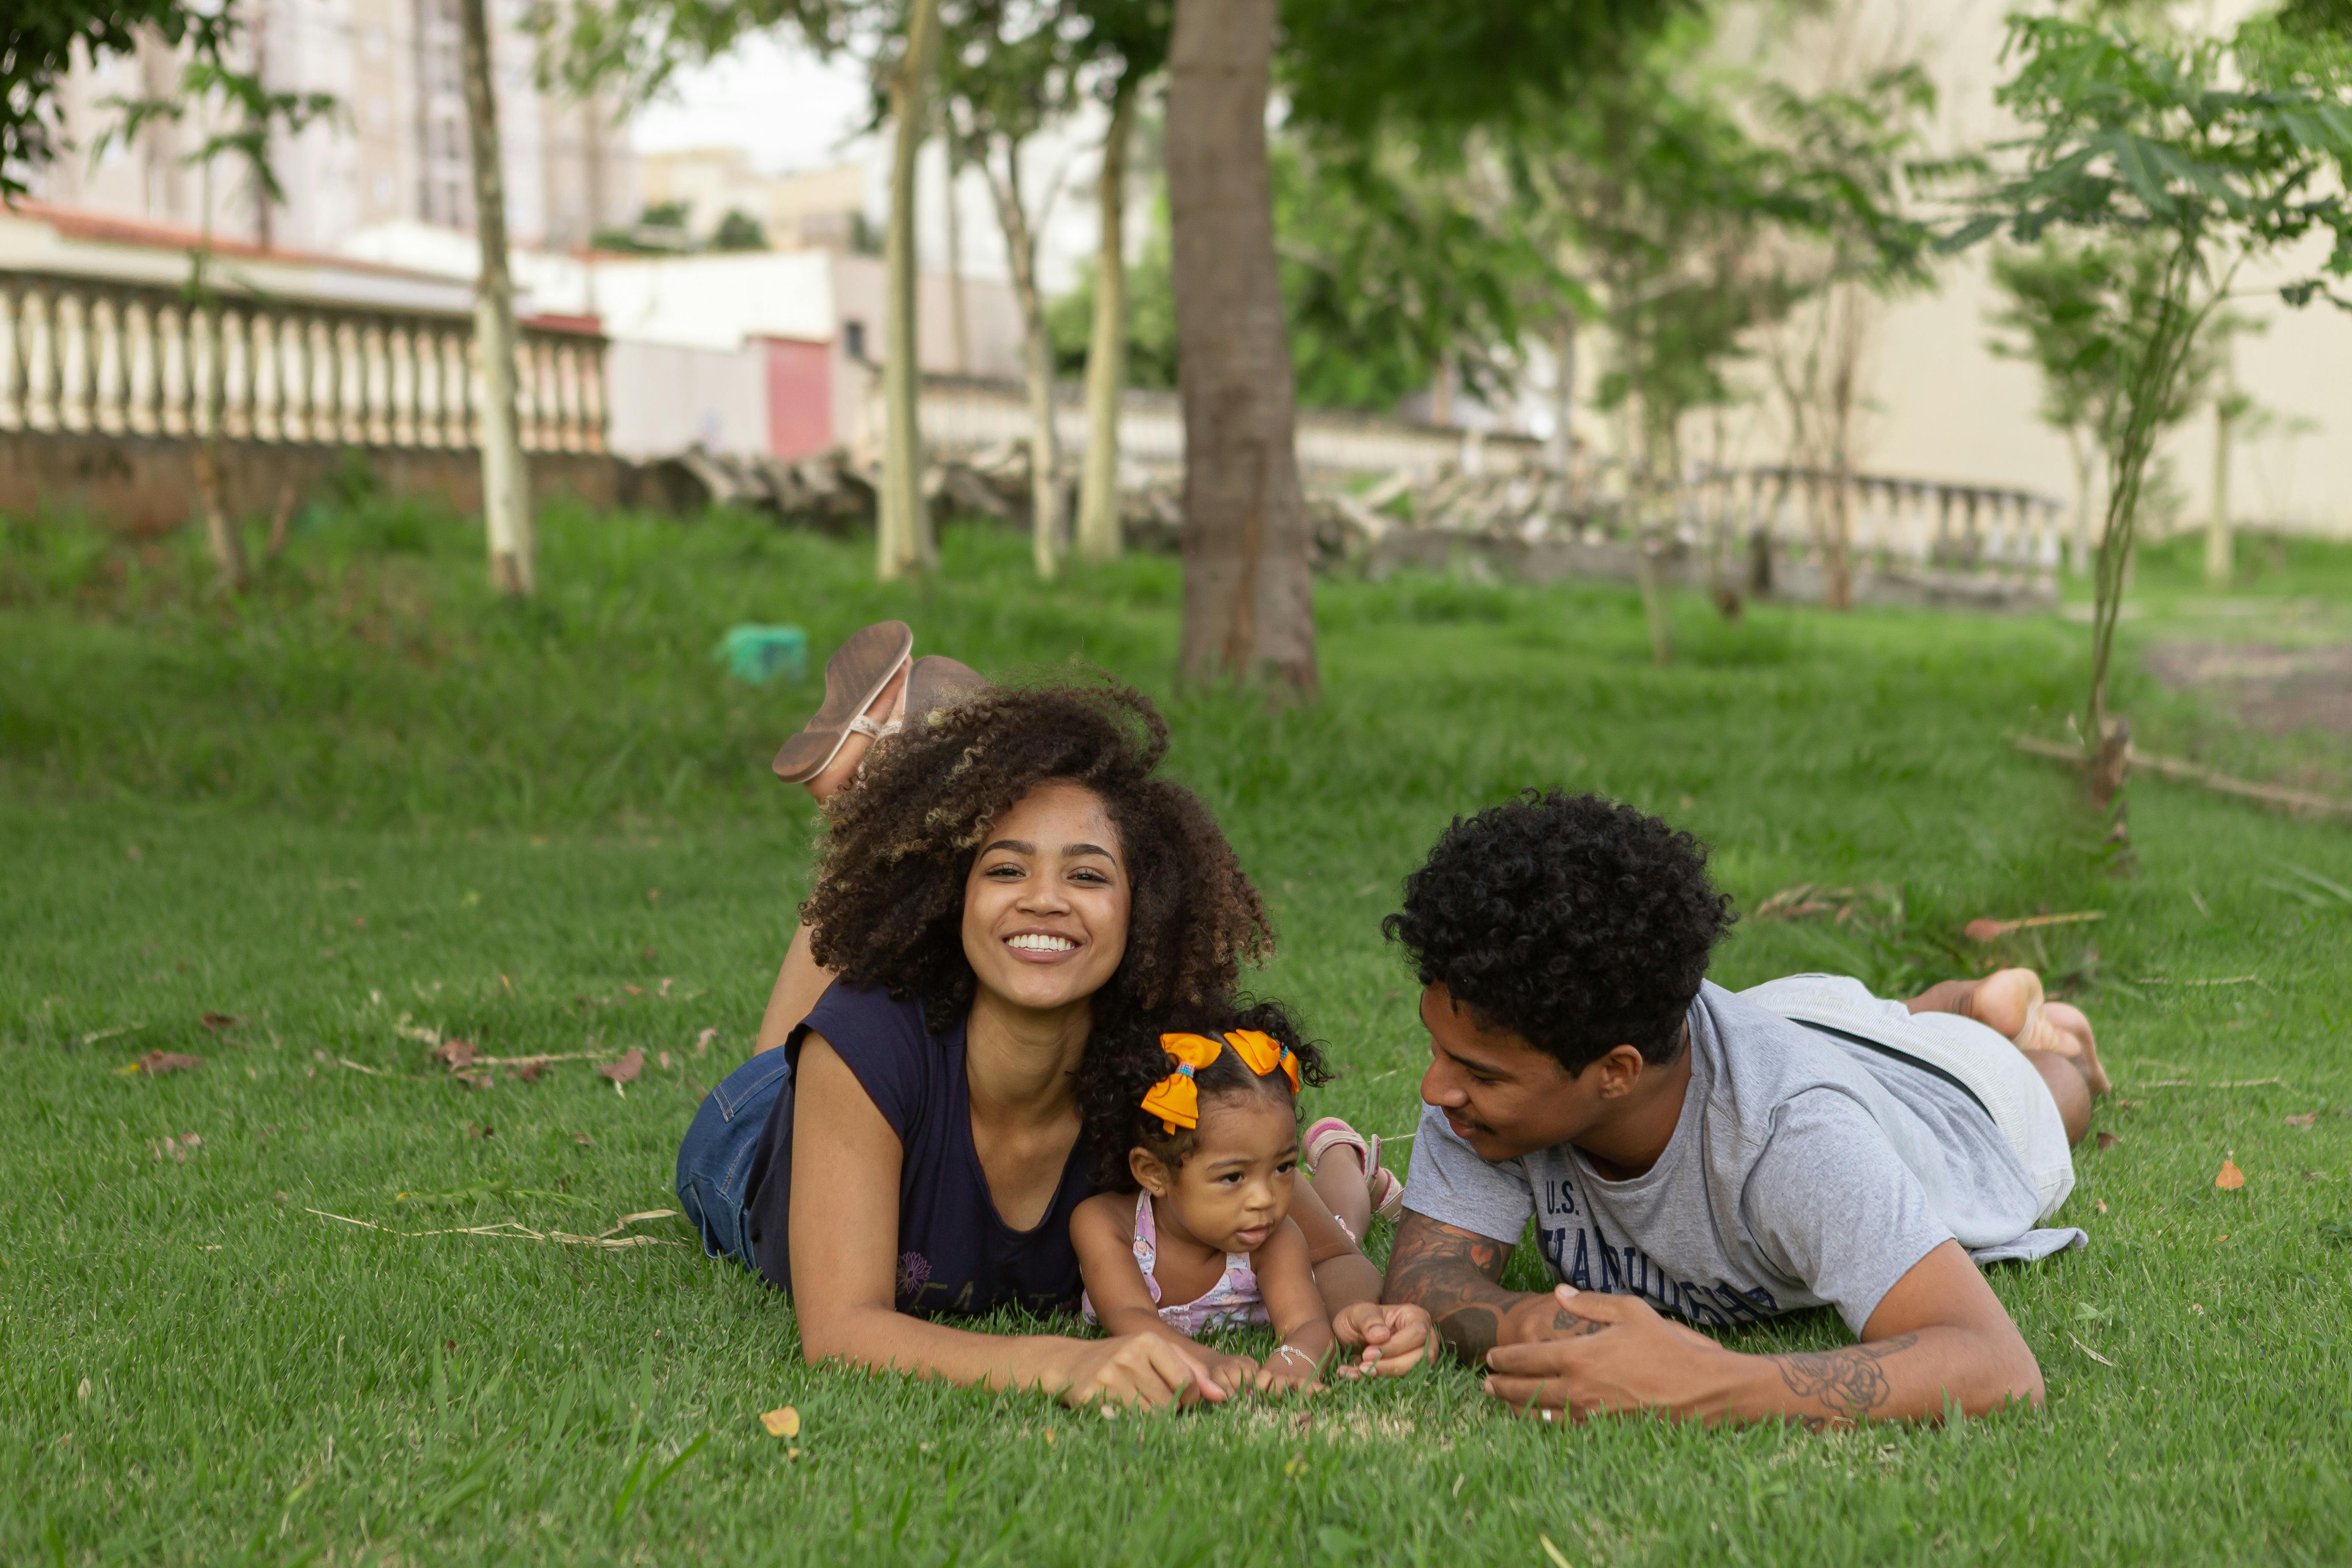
[878,0,943,582]
[2066,429,2093,577]
[459,0,534,596]
[943,131,971,376]
[1075,76,1136,565]
[1546,313,1576,472]
[1165,0,1316,697]
[2204,361,2234,587]
[190,172,245,591]
[982,141,1062,580]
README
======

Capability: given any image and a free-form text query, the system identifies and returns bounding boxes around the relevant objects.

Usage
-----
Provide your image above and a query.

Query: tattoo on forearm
[1383,1214,1520,1363]
[1769,1333,1921,1423]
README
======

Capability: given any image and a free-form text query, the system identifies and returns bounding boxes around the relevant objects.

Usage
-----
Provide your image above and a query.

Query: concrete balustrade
[0,269,606,455]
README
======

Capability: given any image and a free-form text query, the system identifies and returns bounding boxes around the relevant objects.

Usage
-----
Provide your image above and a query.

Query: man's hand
[1379,1212,1557,1363]
[1484,1286,1735,1423]
[1329,1302,1434,1379]
[1482,1243,2046,1429]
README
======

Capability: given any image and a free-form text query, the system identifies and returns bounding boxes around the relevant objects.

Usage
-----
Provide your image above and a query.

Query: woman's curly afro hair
[1074,995,1332,1191]
[1382,790,1735,1073]
[801,677,1273,1038]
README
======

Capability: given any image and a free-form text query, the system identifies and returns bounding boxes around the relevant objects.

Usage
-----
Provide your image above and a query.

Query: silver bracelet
[1274,1345,1314,1369]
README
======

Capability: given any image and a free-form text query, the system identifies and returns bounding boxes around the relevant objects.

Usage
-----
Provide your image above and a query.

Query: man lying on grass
[1372,790,2110,1428]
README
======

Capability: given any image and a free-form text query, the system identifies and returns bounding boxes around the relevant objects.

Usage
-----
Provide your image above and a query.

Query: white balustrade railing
[0,269,606,454]
[1674,464,2065,586]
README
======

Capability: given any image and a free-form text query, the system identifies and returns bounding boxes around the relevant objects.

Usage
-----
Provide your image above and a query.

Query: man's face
[1416,982,1607,1161]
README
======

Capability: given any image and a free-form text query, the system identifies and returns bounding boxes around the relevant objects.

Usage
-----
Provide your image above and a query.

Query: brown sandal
[770,621,914,783]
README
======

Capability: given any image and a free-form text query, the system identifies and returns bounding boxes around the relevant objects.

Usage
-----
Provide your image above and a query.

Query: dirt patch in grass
[2144,640,2352,738]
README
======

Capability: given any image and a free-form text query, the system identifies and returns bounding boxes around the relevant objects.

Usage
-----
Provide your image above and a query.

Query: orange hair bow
[1223,1029,1301,1093]
[1139,1029,1302,1134]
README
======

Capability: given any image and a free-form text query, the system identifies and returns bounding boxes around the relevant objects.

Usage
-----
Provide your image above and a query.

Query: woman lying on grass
[1073,1001,1343,1395]
[676,629,1427,1408]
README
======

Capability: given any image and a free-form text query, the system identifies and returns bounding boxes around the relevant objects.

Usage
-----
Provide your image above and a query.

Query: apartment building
[28,0,637,256]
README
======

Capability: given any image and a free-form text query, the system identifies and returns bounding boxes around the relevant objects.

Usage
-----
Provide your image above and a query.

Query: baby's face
[1160,1090,1300,1254]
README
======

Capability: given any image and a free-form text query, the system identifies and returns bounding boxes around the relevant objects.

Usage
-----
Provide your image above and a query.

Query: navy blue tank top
[743,983,1094,1317]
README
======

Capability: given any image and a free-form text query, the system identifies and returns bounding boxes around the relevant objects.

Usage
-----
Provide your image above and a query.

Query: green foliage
[528,0,848,104]
[1273,138,1549,413]
[710,207,770,249]
[1047,196,1179,389]
[1280,0,1693,141]
[1,0,242,199]
[1947,12,2352,741]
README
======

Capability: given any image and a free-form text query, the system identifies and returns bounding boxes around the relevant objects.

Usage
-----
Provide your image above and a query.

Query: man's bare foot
[805,663,908,803]
[1966,968,2110,1095]
[2042,1000,2109,1095]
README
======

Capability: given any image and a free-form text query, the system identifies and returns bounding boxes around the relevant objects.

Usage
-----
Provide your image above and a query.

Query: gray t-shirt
[1403,980,2056,1334]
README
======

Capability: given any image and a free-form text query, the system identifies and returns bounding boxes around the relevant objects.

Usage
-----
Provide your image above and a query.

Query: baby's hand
[1257,1342,1324,1394]
[1199,1349,1262,1397]
[1331,1302,1433,1379]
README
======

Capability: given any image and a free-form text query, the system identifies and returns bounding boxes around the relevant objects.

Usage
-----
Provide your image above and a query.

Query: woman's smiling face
[960,781,1132,1015]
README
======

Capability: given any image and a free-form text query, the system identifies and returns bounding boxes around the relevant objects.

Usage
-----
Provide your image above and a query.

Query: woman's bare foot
[1962,968,2110,1095]
[804,662,908,803]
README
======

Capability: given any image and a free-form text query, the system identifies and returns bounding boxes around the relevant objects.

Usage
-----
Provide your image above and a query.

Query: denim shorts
[675,1047,793,1270]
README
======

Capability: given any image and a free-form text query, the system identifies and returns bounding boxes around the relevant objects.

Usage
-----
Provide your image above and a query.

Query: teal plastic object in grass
[715,624,809,685]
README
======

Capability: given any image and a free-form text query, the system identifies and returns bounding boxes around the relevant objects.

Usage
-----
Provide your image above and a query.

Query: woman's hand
[1051,1332,1232,1410]
[1329,1302,1435,1379]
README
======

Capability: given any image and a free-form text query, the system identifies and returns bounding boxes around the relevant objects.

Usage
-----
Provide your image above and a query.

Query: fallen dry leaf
[2096,1132,2122,1151]
[2095,1200,2109,1214]
[1962,910,2105,942]
[573,1132,594,1146]
[2285,1112,2318,1128]
[623,984,644,997]
[516,1060,548,1083]
[600,1048,645,1086]
[694,1028,717,1057]
[760,1407,802,1439]
[132,1050,204,1075]
[199,1013,242,1033]
[658,1051,672,1070]
[2214,1155,2246,1191]
[431,1039,479,1070]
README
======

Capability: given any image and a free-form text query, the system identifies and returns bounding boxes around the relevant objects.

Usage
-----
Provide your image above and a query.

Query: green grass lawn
[3,503,2349,1566]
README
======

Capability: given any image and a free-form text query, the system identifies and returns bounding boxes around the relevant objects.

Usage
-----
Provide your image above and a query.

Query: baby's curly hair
[1383,790,1736,1073]
[1075,996,1332,1190]
[801,677,1272,1037]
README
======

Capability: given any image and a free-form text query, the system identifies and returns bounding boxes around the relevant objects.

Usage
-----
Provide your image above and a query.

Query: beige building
[637,151,867,250]
[28,0,636,256]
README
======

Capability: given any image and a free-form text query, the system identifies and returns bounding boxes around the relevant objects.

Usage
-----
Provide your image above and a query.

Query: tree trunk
[1546,314,1577,473]
[459,0,534,597]
[878,0,943,582]
[943,131,971,376]
[1165,0,1316,697]
[1075,77,1136,565]
[982,141,1062,580]
[193,294,247,592]
[2204,374,2234,588]
[2066,430,2093,577]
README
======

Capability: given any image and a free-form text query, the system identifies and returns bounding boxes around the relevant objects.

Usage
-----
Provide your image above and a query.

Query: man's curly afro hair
[801,677,1273,1038]
[1074,995,1331,1191]
[1382,790,1735,1073]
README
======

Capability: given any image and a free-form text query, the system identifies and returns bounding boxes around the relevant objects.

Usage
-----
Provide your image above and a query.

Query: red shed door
[763,336,833,459]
